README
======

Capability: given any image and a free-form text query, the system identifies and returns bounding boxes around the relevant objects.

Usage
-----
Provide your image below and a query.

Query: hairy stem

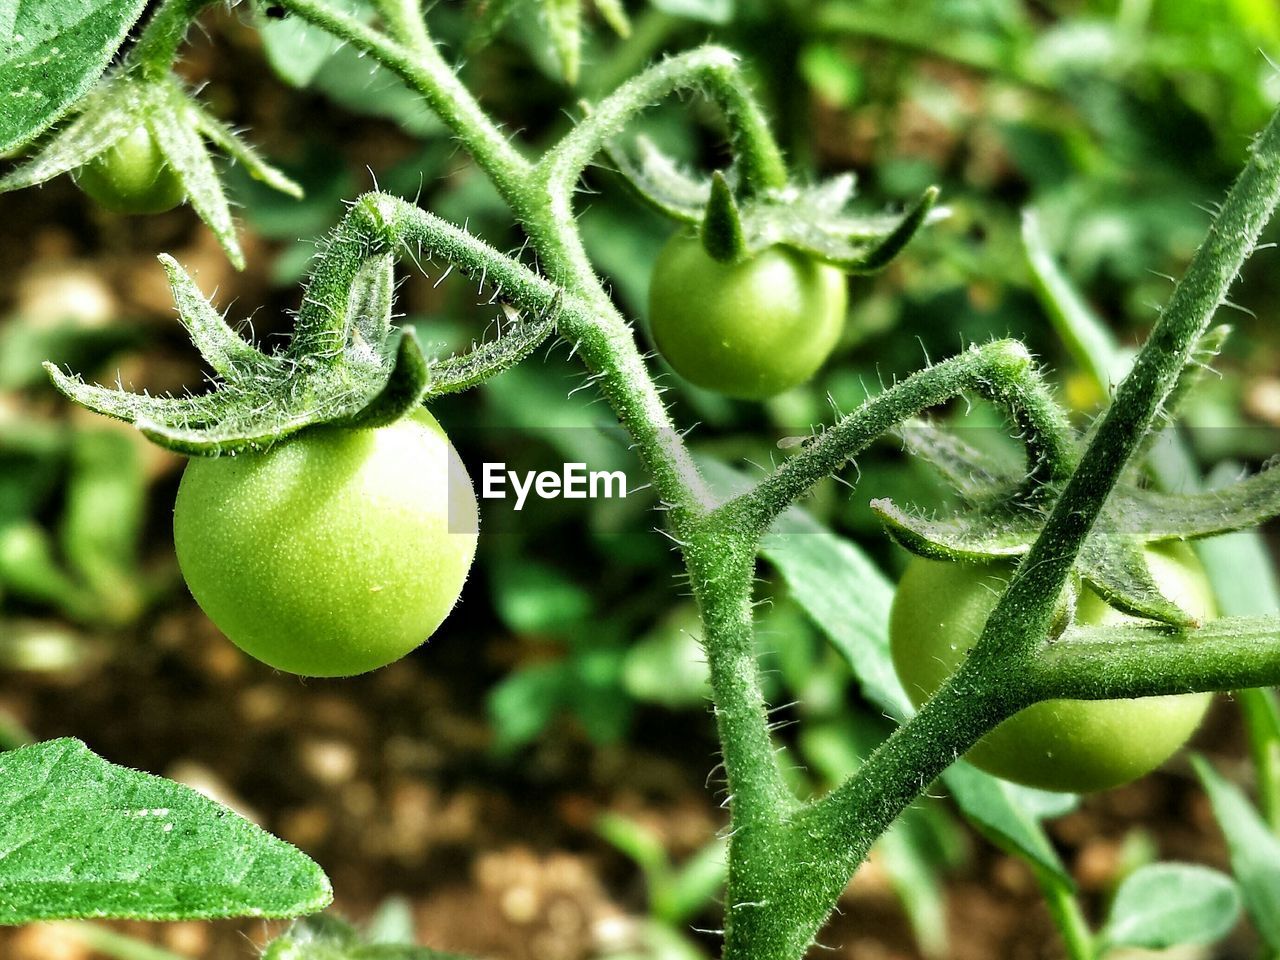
[276,0,532,194]
[1028,617,1280,699]
[539,45,788,199]
[720,338,1076,536]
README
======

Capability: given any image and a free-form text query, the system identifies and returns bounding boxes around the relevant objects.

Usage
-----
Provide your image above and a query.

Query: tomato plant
[648,231,847,399]
[889,543,1215,792]
[173,409,479,678]
[7,1,1280,958]
[74,125,185,214]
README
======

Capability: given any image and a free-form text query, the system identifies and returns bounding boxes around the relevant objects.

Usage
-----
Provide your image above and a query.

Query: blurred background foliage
[3,0,1280,958]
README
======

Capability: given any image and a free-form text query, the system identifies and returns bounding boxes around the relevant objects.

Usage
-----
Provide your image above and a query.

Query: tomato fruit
[889,543,1215,792]
[173,409,479,677]
[75,125,185,215]
[647,232,847,400]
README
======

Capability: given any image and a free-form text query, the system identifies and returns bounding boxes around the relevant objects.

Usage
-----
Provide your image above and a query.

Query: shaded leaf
[941,762,1073,886]
[1193,757,1280,951]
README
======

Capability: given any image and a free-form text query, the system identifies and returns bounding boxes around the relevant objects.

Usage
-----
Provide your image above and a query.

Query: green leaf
[622,607,710,709]
[648,0,733,25]
[654,836,727,926]
[264,916,473,960]
[878,812,948,958]
[0,739,331,923]
[762,507,909,719]
[1100,862,1241,951]
[59,430,146,624]
[941,761,1073,886]
[1193,756,1280,950]
[254,0,365,88]
[491,559,593,634]
[0,0,149,153]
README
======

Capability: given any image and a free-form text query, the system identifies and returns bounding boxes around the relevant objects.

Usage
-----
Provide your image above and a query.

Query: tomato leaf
[1193,755,1280,951]
[264,916,473,959]
[1099,862,1241,951]
[0,739,331,923]
[940,762,1074,886]
[0,0,148,153]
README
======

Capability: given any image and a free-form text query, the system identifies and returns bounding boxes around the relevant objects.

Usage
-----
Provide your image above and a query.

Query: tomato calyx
[873,415,1280,627]
[0,71,302,270]
[607,133,941,273]
[44,198,559,457]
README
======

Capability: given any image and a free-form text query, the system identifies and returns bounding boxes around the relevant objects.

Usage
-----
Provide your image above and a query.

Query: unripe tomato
[76,125,185,215]
[173,409,478,677]
[889,543,1214,792]
[647,232,847,400]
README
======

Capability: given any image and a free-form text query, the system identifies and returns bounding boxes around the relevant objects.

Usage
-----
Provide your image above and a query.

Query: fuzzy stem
[1028,616,1280,698]
[719,338,1076,536]
[1034,866,1096,960]
[539,45,788,198]
[374,0,432,53]
[275,0,532,193]
[769,101,1280,960]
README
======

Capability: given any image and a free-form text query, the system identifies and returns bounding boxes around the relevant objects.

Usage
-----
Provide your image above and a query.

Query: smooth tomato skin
[173,409,479,677]
[647,232,847,400]
[76,125,185,215]
[889,543,1214,792]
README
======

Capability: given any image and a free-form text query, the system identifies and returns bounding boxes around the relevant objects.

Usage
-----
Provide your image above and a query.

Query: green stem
[1034,866,1097,960]
[772,99,1280,960]
[374,0,432,53]
[129,0,217,79]
[1239,688,1280,830]
[63,924,187,960]
[276,0,533,196]
[1028,616,1280,699]
[539,45,788,199]
[721,338,1076,535]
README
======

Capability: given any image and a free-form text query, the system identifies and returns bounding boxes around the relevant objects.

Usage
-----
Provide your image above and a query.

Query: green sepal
[45,247,557,456]
[591,0,631,37]
[1078,536,1200,627]
[701,171,747,263]
[608,136,939,272]
[422,303,559,398]
[877,394,1280,624]
[896,419,1025,502]
[872,498,1043,561]
[544,0,582,85]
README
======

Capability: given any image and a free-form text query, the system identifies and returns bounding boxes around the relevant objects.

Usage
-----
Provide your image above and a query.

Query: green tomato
[173,409,479,677]
[647,232,847,400]
[75,125,185,215]
[889,543,1215,792]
